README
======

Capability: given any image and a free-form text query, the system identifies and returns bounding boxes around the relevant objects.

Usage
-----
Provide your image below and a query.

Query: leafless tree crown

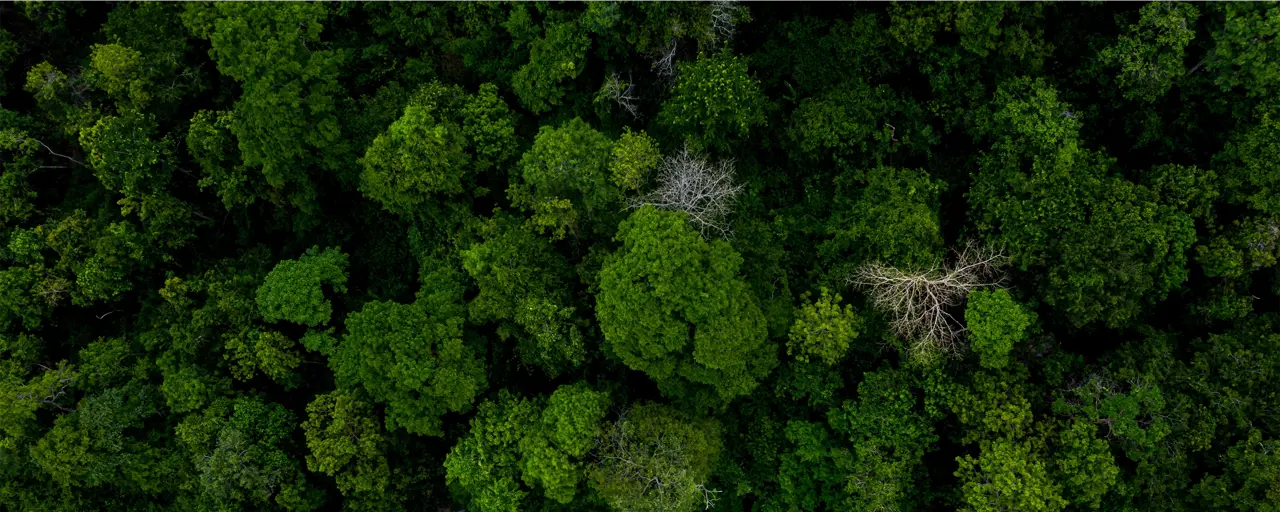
[707,1,743,46]
[849,242,1009,358]
[652,38,679,82]
[629,144,743,239]
[602,73,642,120]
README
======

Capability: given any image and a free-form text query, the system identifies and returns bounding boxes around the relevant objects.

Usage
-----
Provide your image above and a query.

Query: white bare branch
[629,143,744,239]
[602,73,642,120]
[594,408,718,512]
[849,242,1009,358]
[707,0,742,46]
[652,37,679,82]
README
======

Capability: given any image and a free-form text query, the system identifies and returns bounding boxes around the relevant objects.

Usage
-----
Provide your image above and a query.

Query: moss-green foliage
[1100,3,1200,103]
[301,390,390,496]
[460,213,585,376]
[359,83,470,214]
[609,128,661,191]
[4,4,1280,512]
[971,77,1196,328]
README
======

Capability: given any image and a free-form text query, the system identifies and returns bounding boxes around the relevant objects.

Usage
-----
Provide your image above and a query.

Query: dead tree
[849,242,1008,358]
[652,38,679,82]
[601,73,642,120]
[629,144,744,239]
[707,0,742,46]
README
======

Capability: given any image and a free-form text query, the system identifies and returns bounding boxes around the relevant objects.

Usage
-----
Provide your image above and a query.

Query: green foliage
[1099,2,1199,102]
[609,128,661,191]
[461,213,585,375]
[302,390,390,496]
[787,288,861,366]
[1192,429,1280,511]
[590,403,722,512]
[519,383,611,503]
[512,16,590,114]
[824,368,938,511]
[597,206,773,405]
[176,396,319,510]
[332,298,486,436]
[1219,106,1280,218]
[359,82,470,214]
[819,165,945,271]
[510,117,618,239]
[462,83,519,172]
[1207,3,1280,99]
[965,289,1034,370]
[658,52,766,150]
[29,382,164,490]
[1053,419,1119,509]
[955,438,1067,512]
[971,77,1195,327]
[185,2,346,213]
[445,391,538,512]
[256,246,349,327]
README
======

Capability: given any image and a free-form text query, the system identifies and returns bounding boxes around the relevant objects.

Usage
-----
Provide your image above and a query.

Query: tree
[461,213,585,376]
[445,391,539,512]
[511,13,591,114]
[851,242,1008,359]
[509,117,618,239]
[175,396,320,511]
[256,246,349,327]
[965,289,1034,370]
[970,77,1195,327]
[628,143,744,239]
[183,2,346,214]
[597,206,773,405]
[657,52,766,150]
[359,83,470,215]
[519,383,611,503]
[609,128,661,191]
[331,298,486,436]
[787,288,862,366]
[955,438,1067,512]
[825,368,939,511]
[302,390,390,496]
[1099,2,1200,102]
[820,166,945,272]
[186,109,268,210]
[28,382,169,492]
[1205,3,1280,100]
[590,403,722,512]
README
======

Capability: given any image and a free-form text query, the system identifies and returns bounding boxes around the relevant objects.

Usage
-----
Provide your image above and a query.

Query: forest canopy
[1,2,1279,511]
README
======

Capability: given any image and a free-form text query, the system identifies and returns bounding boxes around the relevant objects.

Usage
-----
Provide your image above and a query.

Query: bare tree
[707,0,743,46]
[652,37,679,83]
[601,73,642,120]
[629,144,744,239]
[849,242,1009,358]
